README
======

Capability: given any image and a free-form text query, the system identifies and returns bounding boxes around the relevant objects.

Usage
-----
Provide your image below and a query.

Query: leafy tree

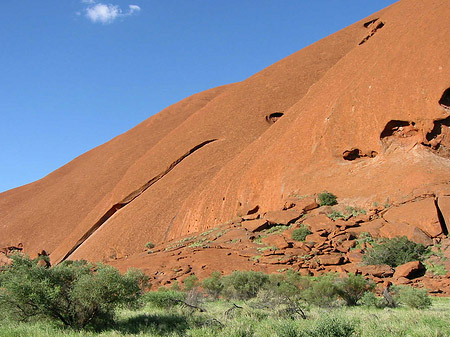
[335,274,375,306]
[0,254,149,330]
[222,271,270,300]
[183,274,199,291]
[202,271,223,298]
[362,236,427,267]
[301,274,338,307]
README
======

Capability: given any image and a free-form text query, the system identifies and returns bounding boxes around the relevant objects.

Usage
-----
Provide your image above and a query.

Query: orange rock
[318,253,343,265]
[379,223,433,246]
[261,234,290,249]
[437,196,450,233]
[383,199,442,237]
[393,261,425,279]
[347,249,364,263]
[358,264,394,278]
[302,214,338,233]
[348,218,386,238]
[264,209,303,225]
[242,219,269,232]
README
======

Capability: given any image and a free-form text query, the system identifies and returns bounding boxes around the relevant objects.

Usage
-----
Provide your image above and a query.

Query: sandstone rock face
[393,261,425,279]
[0,0,449,268]
[383,199,442,237]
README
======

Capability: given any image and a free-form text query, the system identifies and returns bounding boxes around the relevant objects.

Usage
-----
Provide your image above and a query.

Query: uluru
[1,0,449,292]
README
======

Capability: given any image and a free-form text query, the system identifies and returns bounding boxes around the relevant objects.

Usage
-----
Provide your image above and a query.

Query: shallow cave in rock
[380,120,413,139]
[439,88,450,108]
[265,112,284,124]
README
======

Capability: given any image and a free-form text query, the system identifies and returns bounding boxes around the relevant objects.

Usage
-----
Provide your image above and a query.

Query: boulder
[304,233,327,246]
[347,249,364,263]
[242,219,269,232]
[379,223,433,246]
[264,209,303,225]
[383,198,442,237]
[348,218,386,238]
[302,214,338,233]
[261,234,290,249]
[318,253,343,265]
[358,264,394,277]
[437,196,450,233]
[393,260,426,279]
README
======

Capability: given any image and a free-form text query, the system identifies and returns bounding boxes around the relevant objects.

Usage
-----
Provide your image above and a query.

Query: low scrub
[362,236,427,267]
[292,225,312,241]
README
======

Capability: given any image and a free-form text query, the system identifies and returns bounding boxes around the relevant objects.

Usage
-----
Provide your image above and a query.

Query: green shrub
[301,274,338,307]
[306,315,355,337]
[357,291,385,308]
[317,192,337,206]
[362,236,427,267]
[184,274,199,291]
[394,285,432,309]
[327,211,345,220]
[222,271,270,300]
[145,242,155,249]
[335,274,375,306]
[144,288,186,309]
[0,254,149,330]
[292,225,312,241]
[202,271,223,299]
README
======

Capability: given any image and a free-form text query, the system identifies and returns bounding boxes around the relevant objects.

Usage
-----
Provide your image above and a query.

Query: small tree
[222,271,270,300]
[202,271,223,298]
[0,254,149,330]
[183,274,199,291]
[317,192,337,206]
[335,274,375,306]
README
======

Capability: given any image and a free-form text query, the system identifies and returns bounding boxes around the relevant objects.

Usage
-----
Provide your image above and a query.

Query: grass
[1,297,448,337]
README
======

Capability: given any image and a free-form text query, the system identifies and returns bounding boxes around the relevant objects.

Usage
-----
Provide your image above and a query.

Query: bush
[335,274,375,306]
[184,274,199,291]
[306,315,355,337]
[202,271,223,299]
[317,192,337,206]
[222,271,270,300]
[145,242,155,249]
[358,292,385,308]
[362,236,427,267]
[394,285,432,309]
[301,274,338,307]
[292,225,312,242]
[144,288,186,309]
[0,254,149,330]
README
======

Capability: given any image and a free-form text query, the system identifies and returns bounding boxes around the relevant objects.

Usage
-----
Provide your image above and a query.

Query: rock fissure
[435,198,449,235]
[59,139,218,262]
[359,20,385,45]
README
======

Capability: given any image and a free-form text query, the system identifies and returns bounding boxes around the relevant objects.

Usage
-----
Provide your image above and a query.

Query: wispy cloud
[82,1,141,24]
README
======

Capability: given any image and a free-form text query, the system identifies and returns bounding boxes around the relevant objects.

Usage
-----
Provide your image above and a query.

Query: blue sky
[0,0,397,193]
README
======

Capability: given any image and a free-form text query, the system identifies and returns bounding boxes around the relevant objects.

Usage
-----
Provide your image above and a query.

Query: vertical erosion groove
[435,198,449,236]
[59,139,218,262]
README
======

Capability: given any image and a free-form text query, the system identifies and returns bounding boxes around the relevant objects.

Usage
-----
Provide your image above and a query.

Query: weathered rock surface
[394,261,425,279]
[0,1,449,298]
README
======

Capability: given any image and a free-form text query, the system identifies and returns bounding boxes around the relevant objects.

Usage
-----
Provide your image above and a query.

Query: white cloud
[82,2,141,24]
[128,5,141,14]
